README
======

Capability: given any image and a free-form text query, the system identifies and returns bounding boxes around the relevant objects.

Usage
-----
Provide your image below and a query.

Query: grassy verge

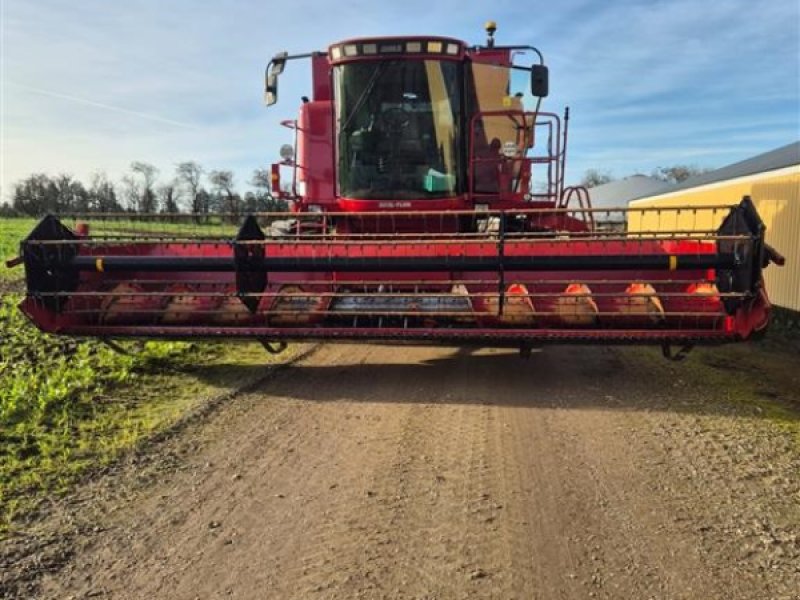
[635,338,800,438]
[0,218,35,282]
[698,337,800,427]
[771,306,800,336]
[0,295,292,533]
[1,217,294,534]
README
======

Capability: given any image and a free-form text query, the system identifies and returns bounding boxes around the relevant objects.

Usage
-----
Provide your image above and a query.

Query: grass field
[0,218,35,281]
[0,217,282,533]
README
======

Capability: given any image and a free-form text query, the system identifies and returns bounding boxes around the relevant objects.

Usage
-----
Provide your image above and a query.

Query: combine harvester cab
[14,24,783,359]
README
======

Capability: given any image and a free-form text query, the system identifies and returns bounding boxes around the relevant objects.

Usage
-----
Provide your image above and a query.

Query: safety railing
[48,203,741,240]
[15,199,766,336]
[467,110,564,204]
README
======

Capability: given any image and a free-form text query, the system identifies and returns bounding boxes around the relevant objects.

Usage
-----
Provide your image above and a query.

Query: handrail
[560,185,595,231]
[467,110,563,204]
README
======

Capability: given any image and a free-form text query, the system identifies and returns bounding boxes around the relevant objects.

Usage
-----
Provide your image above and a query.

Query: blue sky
[1,0,798,201]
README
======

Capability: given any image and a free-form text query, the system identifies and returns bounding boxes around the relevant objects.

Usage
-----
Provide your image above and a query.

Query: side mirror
[271,52,288,75]
[265,72,278,106]
[264,52,289,107]
[531,64,549,98]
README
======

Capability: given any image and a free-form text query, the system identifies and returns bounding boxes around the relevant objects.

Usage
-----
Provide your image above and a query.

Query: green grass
[695,342,800,431]
[635,342,800,440]
[0,217,289,533]
[59,215,242,238]
[0,218,35,280]
[1,215,247,282]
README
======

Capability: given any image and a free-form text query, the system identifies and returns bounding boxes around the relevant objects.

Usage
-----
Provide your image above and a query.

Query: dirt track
[18,343,800,599]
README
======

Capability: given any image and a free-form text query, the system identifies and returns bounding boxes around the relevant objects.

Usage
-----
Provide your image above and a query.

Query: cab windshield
[334,60,462,200]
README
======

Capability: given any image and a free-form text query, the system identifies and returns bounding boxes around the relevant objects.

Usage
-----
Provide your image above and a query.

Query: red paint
[297,101,335,205]
[17,34,777,347]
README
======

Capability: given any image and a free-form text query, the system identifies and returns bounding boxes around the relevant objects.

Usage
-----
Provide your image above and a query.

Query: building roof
[581,141,800,214]
[654,141,800,196]
[587,175,673,210]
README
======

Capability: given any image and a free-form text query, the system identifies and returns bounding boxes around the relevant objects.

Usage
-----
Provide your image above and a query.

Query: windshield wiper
[340,62,389,132]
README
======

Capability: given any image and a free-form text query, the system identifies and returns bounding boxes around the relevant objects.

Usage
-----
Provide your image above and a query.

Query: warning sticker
[502,141,518,158]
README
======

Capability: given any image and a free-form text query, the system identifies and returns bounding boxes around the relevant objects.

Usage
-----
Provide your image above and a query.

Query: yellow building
[629,142,800,313]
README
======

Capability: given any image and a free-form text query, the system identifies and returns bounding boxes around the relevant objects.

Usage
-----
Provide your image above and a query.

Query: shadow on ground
[188,343,800,421]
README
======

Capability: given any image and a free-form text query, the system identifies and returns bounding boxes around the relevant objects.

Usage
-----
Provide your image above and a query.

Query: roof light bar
[329,39,462,61]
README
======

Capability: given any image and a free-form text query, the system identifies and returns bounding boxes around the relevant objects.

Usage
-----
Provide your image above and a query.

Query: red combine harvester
[14,24,782,359]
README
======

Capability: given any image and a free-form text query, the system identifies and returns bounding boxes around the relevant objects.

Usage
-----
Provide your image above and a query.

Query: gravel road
[5,342,800,599]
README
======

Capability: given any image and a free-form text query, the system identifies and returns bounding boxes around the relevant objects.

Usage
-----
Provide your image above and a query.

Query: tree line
[2,161,288,217]
[580,164,711,188]
[2,161,711,217]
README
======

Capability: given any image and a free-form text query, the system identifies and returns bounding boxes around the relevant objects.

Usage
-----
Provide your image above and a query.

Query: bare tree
[50,174,90,212]
[250,168,271,191]
[158,180,180,213]
[243,190,259,213]
[120,175,141,212]
[580,169,614,188]
[12,174,57,215]
[88,172,121,212]
[250,168,276,210]
[209,169,240,217]
[176,161,205,213]
[131,161,159,213]
[651,165,710,185]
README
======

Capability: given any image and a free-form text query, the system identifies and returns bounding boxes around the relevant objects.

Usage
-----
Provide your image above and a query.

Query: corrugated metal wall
[629,166,800,312]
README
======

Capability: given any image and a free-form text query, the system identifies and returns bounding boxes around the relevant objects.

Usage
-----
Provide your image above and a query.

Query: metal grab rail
[24,233,751,245]
[62,253,739,273]
[41,291,745,299]
[60,309,730,319]
[467,110,563,203]
[560,185,594,231]
[53,203,740,222]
